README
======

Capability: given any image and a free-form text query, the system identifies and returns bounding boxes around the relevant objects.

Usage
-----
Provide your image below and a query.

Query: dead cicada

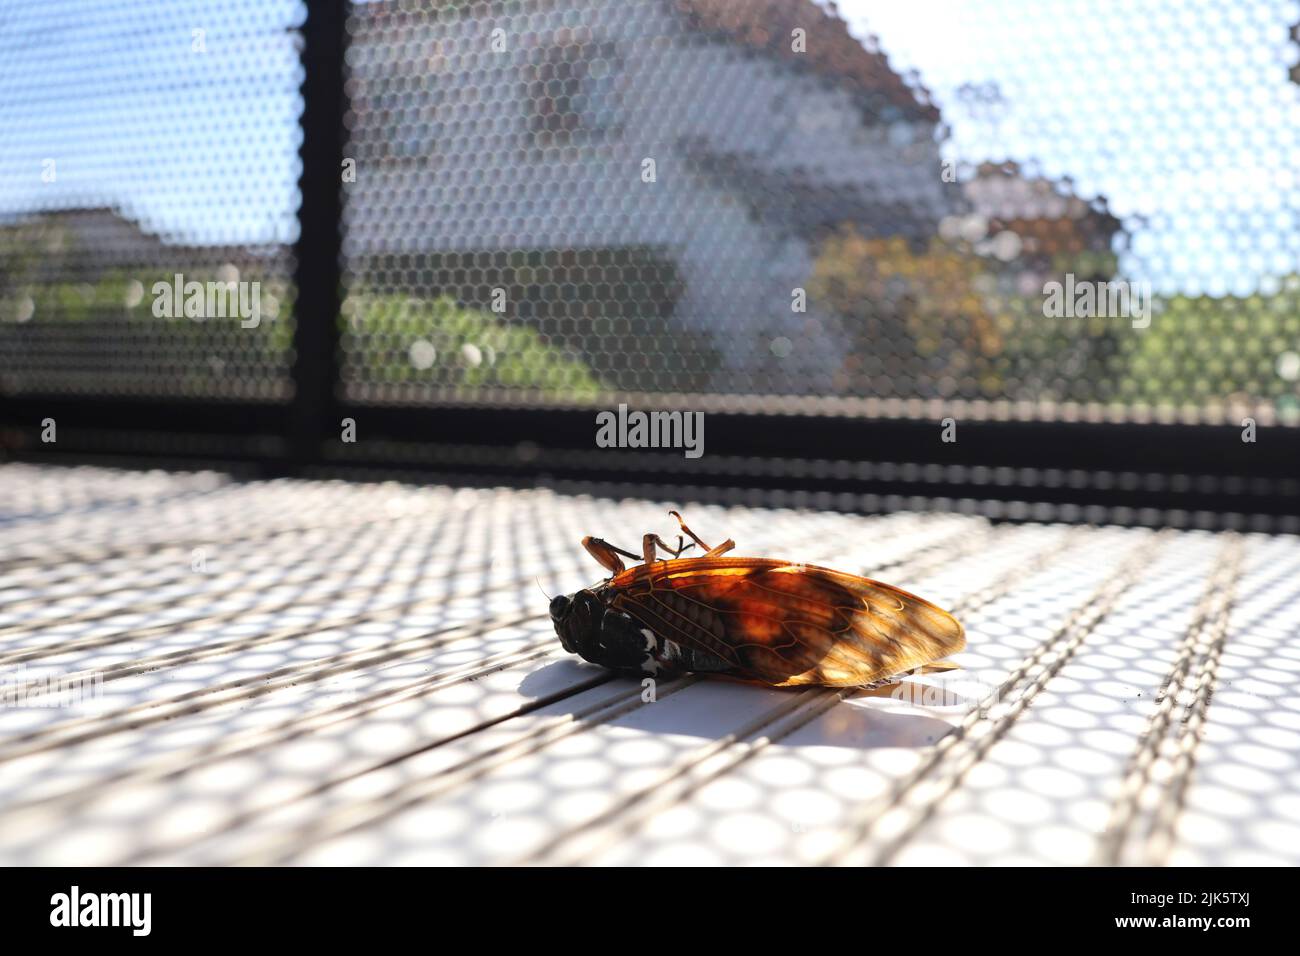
[548,511,965,687]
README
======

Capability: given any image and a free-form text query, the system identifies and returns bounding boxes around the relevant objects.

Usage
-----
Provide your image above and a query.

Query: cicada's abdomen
[550,589,731,680]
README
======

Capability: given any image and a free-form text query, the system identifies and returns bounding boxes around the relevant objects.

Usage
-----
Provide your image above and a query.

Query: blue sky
[2,0,1297,296]
[0,0,306,246]
[838,0,1300,296]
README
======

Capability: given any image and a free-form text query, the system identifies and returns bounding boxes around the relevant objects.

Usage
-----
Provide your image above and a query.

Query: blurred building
[0,206,271,287]
[957,161,1121,294]
[345,0,953,393]
[1291,19,1299,86]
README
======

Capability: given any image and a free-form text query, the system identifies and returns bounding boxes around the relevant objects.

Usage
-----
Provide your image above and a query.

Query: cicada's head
[548,589,605,659]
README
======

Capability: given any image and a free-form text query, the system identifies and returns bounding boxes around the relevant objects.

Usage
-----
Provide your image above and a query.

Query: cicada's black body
[549,588,731,681]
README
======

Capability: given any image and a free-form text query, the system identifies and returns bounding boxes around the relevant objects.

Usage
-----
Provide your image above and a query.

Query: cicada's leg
[641,533,694,565]
[704,538,736,558]
[668,510,709,549]
[668,511,735,558]
[582,536,640,577]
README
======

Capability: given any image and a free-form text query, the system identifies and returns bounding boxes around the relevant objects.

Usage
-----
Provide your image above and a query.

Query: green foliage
[6,262,1297,414]
[342,293,603,395]
[1114,285,1300,416]
[810,224,1300,416]
[1,270,293,343]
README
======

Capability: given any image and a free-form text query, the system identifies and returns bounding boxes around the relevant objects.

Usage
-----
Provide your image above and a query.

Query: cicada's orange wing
[605,557,964,687]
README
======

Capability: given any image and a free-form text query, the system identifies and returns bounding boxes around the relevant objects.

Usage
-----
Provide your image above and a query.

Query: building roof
[963,162,1100,221]
[961,162,1122,257]
[684,142,942,241]
[673,0,940,122]
[356,0,940,124]
[0,206,273,273]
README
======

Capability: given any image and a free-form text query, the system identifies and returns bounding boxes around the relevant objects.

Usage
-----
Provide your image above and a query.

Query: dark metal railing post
[289,0,350,470]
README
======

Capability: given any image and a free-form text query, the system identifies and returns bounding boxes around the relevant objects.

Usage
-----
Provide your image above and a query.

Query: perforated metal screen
[338,0,1300,424]
[2,0,1297,427]
[4,461,1299,865]
[0,0,306,399]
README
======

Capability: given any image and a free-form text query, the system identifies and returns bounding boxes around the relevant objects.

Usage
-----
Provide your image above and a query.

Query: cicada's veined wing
[604,557,965,687]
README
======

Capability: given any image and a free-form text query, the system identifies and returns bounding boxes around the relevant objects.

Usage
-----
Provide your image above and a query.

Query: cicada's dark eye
[549,594,571,621]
